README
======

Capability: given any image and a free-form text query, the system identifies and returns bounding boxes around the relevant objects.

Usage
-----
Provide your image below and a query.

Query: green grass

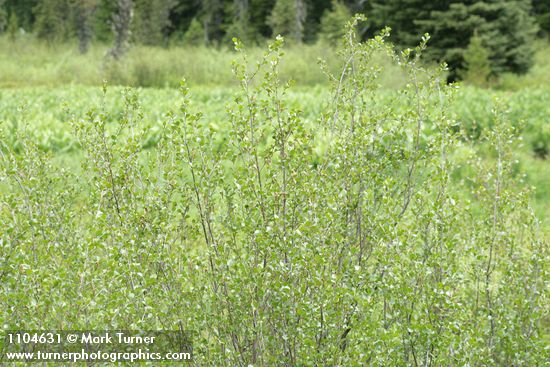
[0,35,409,89]
[3,36,550,90]
[1,36,339,87]
[1,84,548,231]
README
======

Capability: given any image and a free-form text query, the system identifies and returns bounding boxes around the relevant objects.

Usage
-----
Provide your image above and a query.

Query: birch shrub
[0,16,547,366]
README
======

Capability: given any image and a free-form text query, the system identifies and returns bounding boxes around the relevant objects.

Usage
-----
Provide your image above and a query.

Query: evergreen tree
[183,17,205,46]
[132,0,176,45]
[0,0,544,52]
[533,0,550,36]
[268,0,306,43]
[224,0,252,44]
[7,10,17,40]
[303,0,332,42]
[92,0,117,42]
[4,0,38,32]
[248,0,274,41]
[429,0,537,80]
[0,0,7,33]
[268,0,293,39]
[319,0,351,45]
[33,0,73,42]
[167,0,201,41]
[201,0,225,45]
[367,0,538,81]
[460,31,491,87]
[366,0,443,47]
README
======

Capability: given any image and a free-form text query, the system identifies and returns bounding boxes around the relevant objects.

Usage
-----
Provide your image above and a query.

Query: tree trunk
[76,0,98,54]
[108,0,134,60]
[294,0,306,43]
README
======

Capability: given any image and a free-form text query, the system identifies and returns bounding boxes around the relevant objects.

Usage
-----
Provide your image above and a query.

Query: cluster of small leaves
[0,15,547,366]
[0,106,79,329]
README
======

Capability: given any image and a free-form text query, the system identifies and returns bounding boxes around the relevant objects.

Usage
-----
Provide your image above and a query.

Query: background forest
[1,0,550,87]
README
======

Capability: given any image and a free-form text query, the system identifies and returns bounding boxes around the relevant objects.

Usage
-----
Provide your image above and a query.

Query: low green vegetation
[460,33,491,87]
[3,35,550,90]
[0,21,548,364]
[0,35,410,88]
[2,82,549,222]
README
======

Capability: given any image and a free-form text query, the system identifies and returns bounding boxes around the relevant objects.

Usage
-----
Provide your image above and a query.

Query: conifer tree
[183,17,205,46]
[132,0,176,45]
[91,0,117,42]
[163,0,200,41]
[433,0,537,79]
[224,0,252,44]
[533,1,550,36]
[268,0,306,43]
[366,0,538,80]
[319,0,351,45]
[302,0,331,42]
[4,0,37,32]
[0,0,6,33]
[366,0,443,46]
[248,0,274,41]
[7,10,18,40]
[460,31,491,87]
[33,0,73,42]
[201,0,224,45]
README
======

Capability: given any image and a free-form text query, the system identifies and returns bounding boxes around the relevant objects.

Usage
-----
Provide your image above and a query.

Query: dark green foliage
[200,0,225,44]
[367,0,538,81]
[91,0,117,42]
[223,0,253,44]
[460,32,492,87]
[319,0,351,45]
[302,0,331,41]
[268,0,307,43]
[267,0,294,38]
[33,0,74,42]
[166,0,201,40]
[223,0,274,44]
[132,0,176,45]
[1,0,548,72]
[4,0,38,31]
[248,0,275,40]
[366,0,444,47]
[533,0,550,36]
[6,9,17,40]
[183,17,205,46]
[0,0,6,33]
[429,0,538,79]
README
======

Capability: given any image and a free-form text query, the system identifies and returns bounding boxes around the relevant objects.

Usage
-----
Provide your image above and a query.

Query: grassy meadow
[0,35,414,88]
[1,83,549,224]
[0,31,548,365]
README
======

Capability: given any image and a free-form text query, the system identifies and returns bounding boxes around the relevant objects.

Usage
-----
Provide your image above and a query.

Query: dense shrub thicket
[0,19,547,365]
